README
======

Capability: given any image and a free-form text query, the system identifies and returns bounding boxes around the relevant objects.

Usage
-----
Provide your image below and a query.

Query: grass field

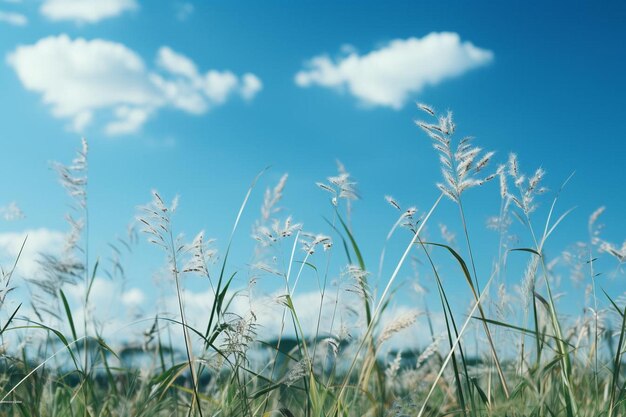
[1,105,625,417]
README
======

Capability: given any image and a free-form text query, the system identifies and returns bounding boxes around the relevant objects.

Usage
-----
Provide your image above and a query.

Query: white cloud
[7,35,158,131]
[0,228,65,277]
[295,32,493,109]
[70,110,94,132]
[156,46,198,79]
[0,10,27,26]
[105,106,151,135]
[154,46,263,109]
[7,36,263,135]
[122,287,145,306]
[201,71,239,104]
[40,0,137,24]
[175,2,194,22]
[241,73,263,101]
[0,202,24,221]
[150,73,207,114]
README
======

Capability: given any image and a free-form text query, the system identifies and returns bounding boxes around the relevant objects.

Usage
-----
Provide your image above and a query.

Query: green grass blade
[204,169,266,346]
[607,291,626,417]
[471,377,489,406]
[509,247,542,256]
[423,241,509,397]
[424,242,475,294]
[59,289,77,341]
[85,257,100,302]
[603,288,625,319]
[0,302,21,336]
[334,210,365,270]
[324,216,354,266]
[471,316,575,349]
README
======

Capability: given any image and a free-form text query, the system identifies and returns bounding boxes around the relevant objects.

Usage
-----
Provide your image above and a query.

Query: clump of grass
[0,106,624,417]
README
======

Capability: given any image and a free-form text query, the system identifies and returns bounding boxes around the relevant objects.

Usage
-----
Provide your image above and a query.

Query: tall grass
[0,105,625,417]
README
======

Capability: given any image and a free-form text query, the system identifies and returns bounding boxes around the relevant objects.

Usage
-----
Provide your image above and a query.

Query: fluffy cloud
[121,287,145,306]
[104,106,151,135]
[7,36,262,135]
[240,73,263,100]
[40,0,137,24]
[175,2,194,21]
[0,228,65,277]
[0,202,24,221]
[7,36,158,127]
[295,32,493,109]
[153,46,262,113]
[0,10,27,26]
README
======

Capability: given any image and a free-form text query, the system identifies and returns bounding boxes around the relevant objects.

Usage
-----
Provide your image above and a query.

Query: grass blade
[59,289,77,341]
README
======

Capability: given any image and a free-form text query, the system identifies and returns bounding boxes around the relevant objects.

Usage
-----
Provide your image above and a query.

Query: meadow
[0,104,625,417]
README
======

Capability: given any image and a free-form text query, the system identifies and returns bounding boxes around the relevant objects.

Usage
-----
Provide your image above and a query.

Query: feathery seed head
[300,233,332,254]
[529,168,545,191]
[385,350,403,380]
[588,206,605,241]
[377,312,418,346]
[285,360,308,386]
[497,164,508,199]
[508,153,519,178]
[418,108,494,201]
[417,102,435,116]
[182,231,217,275]
[385,195,401,211]
[416,335,442,368]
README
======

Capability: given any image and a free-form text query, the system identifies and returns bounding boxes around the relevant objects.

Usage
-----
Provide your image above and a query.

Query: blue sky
[0,0,625,348]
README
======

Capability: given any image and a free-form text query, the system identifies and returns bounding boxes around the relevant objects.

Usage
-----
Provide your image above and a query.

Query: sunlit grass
[0,106,625,417]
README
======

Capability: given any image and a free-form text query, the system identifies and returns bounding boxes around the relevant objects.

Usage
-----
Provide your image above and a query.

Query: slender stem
[168,227,203,417]
[457,200,481,295]
[457,198,510,398]
[588,247,599,414]
[331,193,442,415]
